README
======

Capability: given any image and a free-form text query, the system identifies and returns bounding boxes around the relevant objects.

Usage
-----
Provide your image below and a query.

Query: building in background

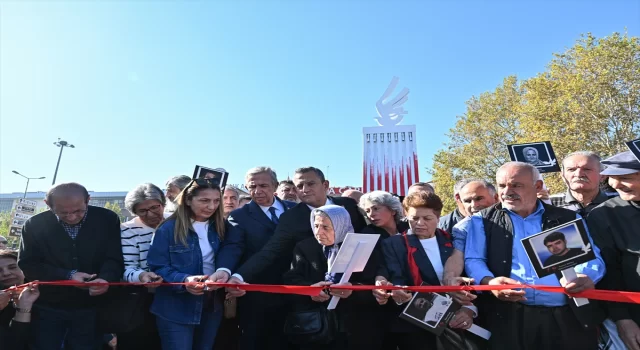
[363,77,420,196]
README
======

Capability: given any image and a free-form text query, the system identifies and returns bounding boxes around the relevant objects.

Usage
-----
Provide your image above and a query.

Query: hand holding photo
[507,141,560,173]
[521,219,595,278]
[399,284,460,336]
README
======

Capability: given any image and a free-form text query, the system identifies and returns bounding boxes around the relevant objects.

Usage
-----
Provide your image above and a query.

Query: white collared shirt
[259,197,285,219]
[306,197,334,211]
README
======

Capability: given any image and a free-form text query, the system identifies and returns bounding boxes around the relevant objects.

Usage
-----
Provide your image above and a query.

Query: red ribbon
[3,280,640,304]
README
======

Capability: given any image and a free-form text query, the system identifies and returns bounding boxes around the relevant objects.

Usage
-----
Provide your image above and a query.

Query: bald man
[19,182,124,349]
[342,189,364,203]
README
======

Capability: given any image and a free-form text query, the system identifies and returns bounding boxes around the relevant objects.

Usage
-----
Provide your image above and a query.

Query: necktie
[268,207,279,225]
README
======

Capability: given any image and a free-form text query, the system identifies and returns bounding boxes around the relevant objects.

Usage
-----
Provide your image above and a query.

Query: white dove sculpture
[375,76,409,126]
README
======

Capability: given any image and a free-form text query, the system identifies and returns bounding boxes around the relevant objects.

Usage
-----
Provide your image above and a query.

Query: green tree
[104,202,125,222]
[430,31,640,213]
[430,76,525,213]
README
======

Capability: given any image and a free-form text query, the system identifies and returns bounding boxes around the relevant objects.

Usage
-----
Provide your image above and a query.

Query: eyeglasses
[136,204,163,216]
[55,209,87,218]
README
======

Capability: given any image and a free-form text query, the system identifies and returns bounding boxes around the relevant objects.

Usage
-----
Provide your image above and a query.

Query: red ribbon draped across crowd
[5,281,640,304]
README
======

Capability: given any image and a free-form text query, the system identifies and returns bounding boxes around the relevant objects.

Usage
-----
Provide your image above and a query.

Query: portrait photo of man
[405,293,452,328]
[542,231,585,267]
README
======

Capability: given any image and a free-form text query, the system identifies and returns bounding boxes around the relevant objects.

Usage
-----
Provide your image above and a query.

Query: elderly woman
[147,178,242,350]
[345,191,411,349]
[283,205,355,350]
[381,191,476,350]
[118,183,167,349]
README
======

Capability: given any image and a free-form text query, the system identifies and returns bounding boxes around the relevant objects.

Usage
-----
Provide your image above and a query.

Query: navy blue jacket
[227,197,296,285]
[382,231,453,287]
[147,218,243,324]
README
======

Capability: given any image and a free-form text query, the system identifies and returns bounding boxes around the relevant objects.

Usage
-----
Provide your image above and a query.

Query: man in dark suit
[18,183,124,350]
[226,166,367,297]
[225,167,296,350]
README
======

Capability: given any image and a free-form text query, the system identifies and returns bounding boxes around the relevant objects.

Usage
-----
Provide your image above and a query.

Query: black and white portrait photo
[626,138,640,162]
[507,141,561,173]
[192,165,228,189]
[521,219,595,278]
[399,291,459,335]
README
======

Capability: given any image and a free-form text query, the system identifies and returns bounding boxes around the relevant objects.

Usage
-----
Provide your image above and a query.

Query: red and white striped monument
[363,77,419,196]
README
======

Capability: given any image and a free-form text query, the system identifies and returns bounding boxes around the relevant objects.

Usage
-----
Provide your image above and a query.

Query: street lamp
[12,170,46,198]
[52,138,75,186]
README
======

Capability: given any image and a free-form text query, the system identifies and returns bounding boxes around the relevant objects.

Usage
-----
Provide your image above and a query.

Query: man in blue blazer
[227,167,296,350]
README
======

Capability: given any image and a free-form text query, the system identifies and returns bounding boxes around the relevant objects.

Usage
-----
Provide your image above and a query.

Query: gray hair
[562,151,604,171]
[125,183,166,214]
[409,182,435,193]
[165,175,191,190]
[224,185,241,197]
[497,162,541,184]
[522,147,539,157]
[455,179,497,196]
[245,166,278,187]
[359,190,405,223]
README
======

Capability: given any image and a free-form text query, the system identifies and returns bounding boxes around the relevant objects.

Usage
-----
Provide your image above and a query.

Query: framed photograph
[507,141,560,173]
[399,283,461,336]
[625,138,640,162]
[192,165,228,189]
[521,218,595,278]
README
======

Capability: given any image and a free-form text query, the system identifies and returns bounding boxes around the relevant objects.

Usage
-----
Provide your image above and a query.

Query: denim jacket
[147,218,243,324]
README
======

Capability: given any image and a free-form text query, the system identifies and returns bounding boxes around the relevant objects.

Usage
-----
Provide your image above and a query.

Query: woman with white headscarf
[283,205,355,350]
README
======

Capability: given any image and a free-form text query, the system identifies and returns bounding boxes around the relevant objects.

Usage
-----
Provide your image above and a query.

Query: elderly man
[275,180,298,202]
[222,186,241,218]
[407,181,435,195]
[461,162,605,349]
[226,167,296,350]
[18,182,124,350]
[442,180,498,295]
[342,189,364,203]
[164,175,191,213]
[551,151,617,216]
[589,151,640,350]
[438,180,469,234]
[227,166,366,288]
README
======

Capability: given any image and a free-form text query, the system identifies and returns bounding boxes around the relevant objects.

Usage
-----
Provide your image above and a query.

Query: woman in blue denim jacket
[147,178,243,350]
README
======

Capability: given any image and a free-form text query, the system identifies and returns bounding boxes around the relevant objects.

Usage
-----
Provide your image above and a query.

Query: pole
[23,178,30,198]
[52,145,65,186]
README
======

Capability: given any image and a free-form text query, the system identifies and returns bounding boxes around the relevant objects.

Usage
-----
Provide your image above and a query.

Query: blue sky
[1,0,638,194]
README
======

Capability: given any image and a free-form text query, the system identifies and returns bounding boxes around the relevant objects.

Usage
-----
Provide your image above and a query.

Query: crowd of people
[0,148,639,350]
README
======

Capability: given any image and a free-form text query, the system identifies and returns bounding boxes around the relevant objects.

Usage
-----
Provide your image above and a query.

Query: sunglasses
[185,178,220,192]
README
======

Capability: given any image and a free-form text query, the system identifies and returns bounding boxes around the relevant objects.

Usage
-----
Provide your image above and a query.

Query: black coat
[18,206,124,309]
[235,196,367,282]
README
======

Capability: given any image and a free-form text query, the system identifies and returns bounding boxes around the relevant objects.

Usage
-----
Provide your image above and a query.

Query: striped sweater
[121,217,155,282]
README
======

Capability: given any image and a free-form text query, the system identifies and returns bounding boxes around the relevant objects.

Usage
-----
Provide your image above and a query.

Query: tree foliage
[431,32,640,213]
[104,202,125,222]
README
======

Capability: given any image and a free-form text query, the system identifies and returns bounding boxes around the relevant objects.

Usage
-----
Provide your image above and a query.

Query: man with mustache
[551,151,617,216]
[460,162,605,349]
[588,151,640,350]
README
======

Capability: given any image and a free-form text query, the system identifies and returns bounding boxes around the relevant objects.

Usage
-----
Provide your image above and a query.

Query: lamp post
[52,138,75,185]
[12,171,45,198]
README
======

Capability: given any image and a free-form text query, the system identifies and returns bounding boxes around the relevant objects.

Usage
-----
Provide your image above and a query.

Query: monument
[363,77,419,195]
